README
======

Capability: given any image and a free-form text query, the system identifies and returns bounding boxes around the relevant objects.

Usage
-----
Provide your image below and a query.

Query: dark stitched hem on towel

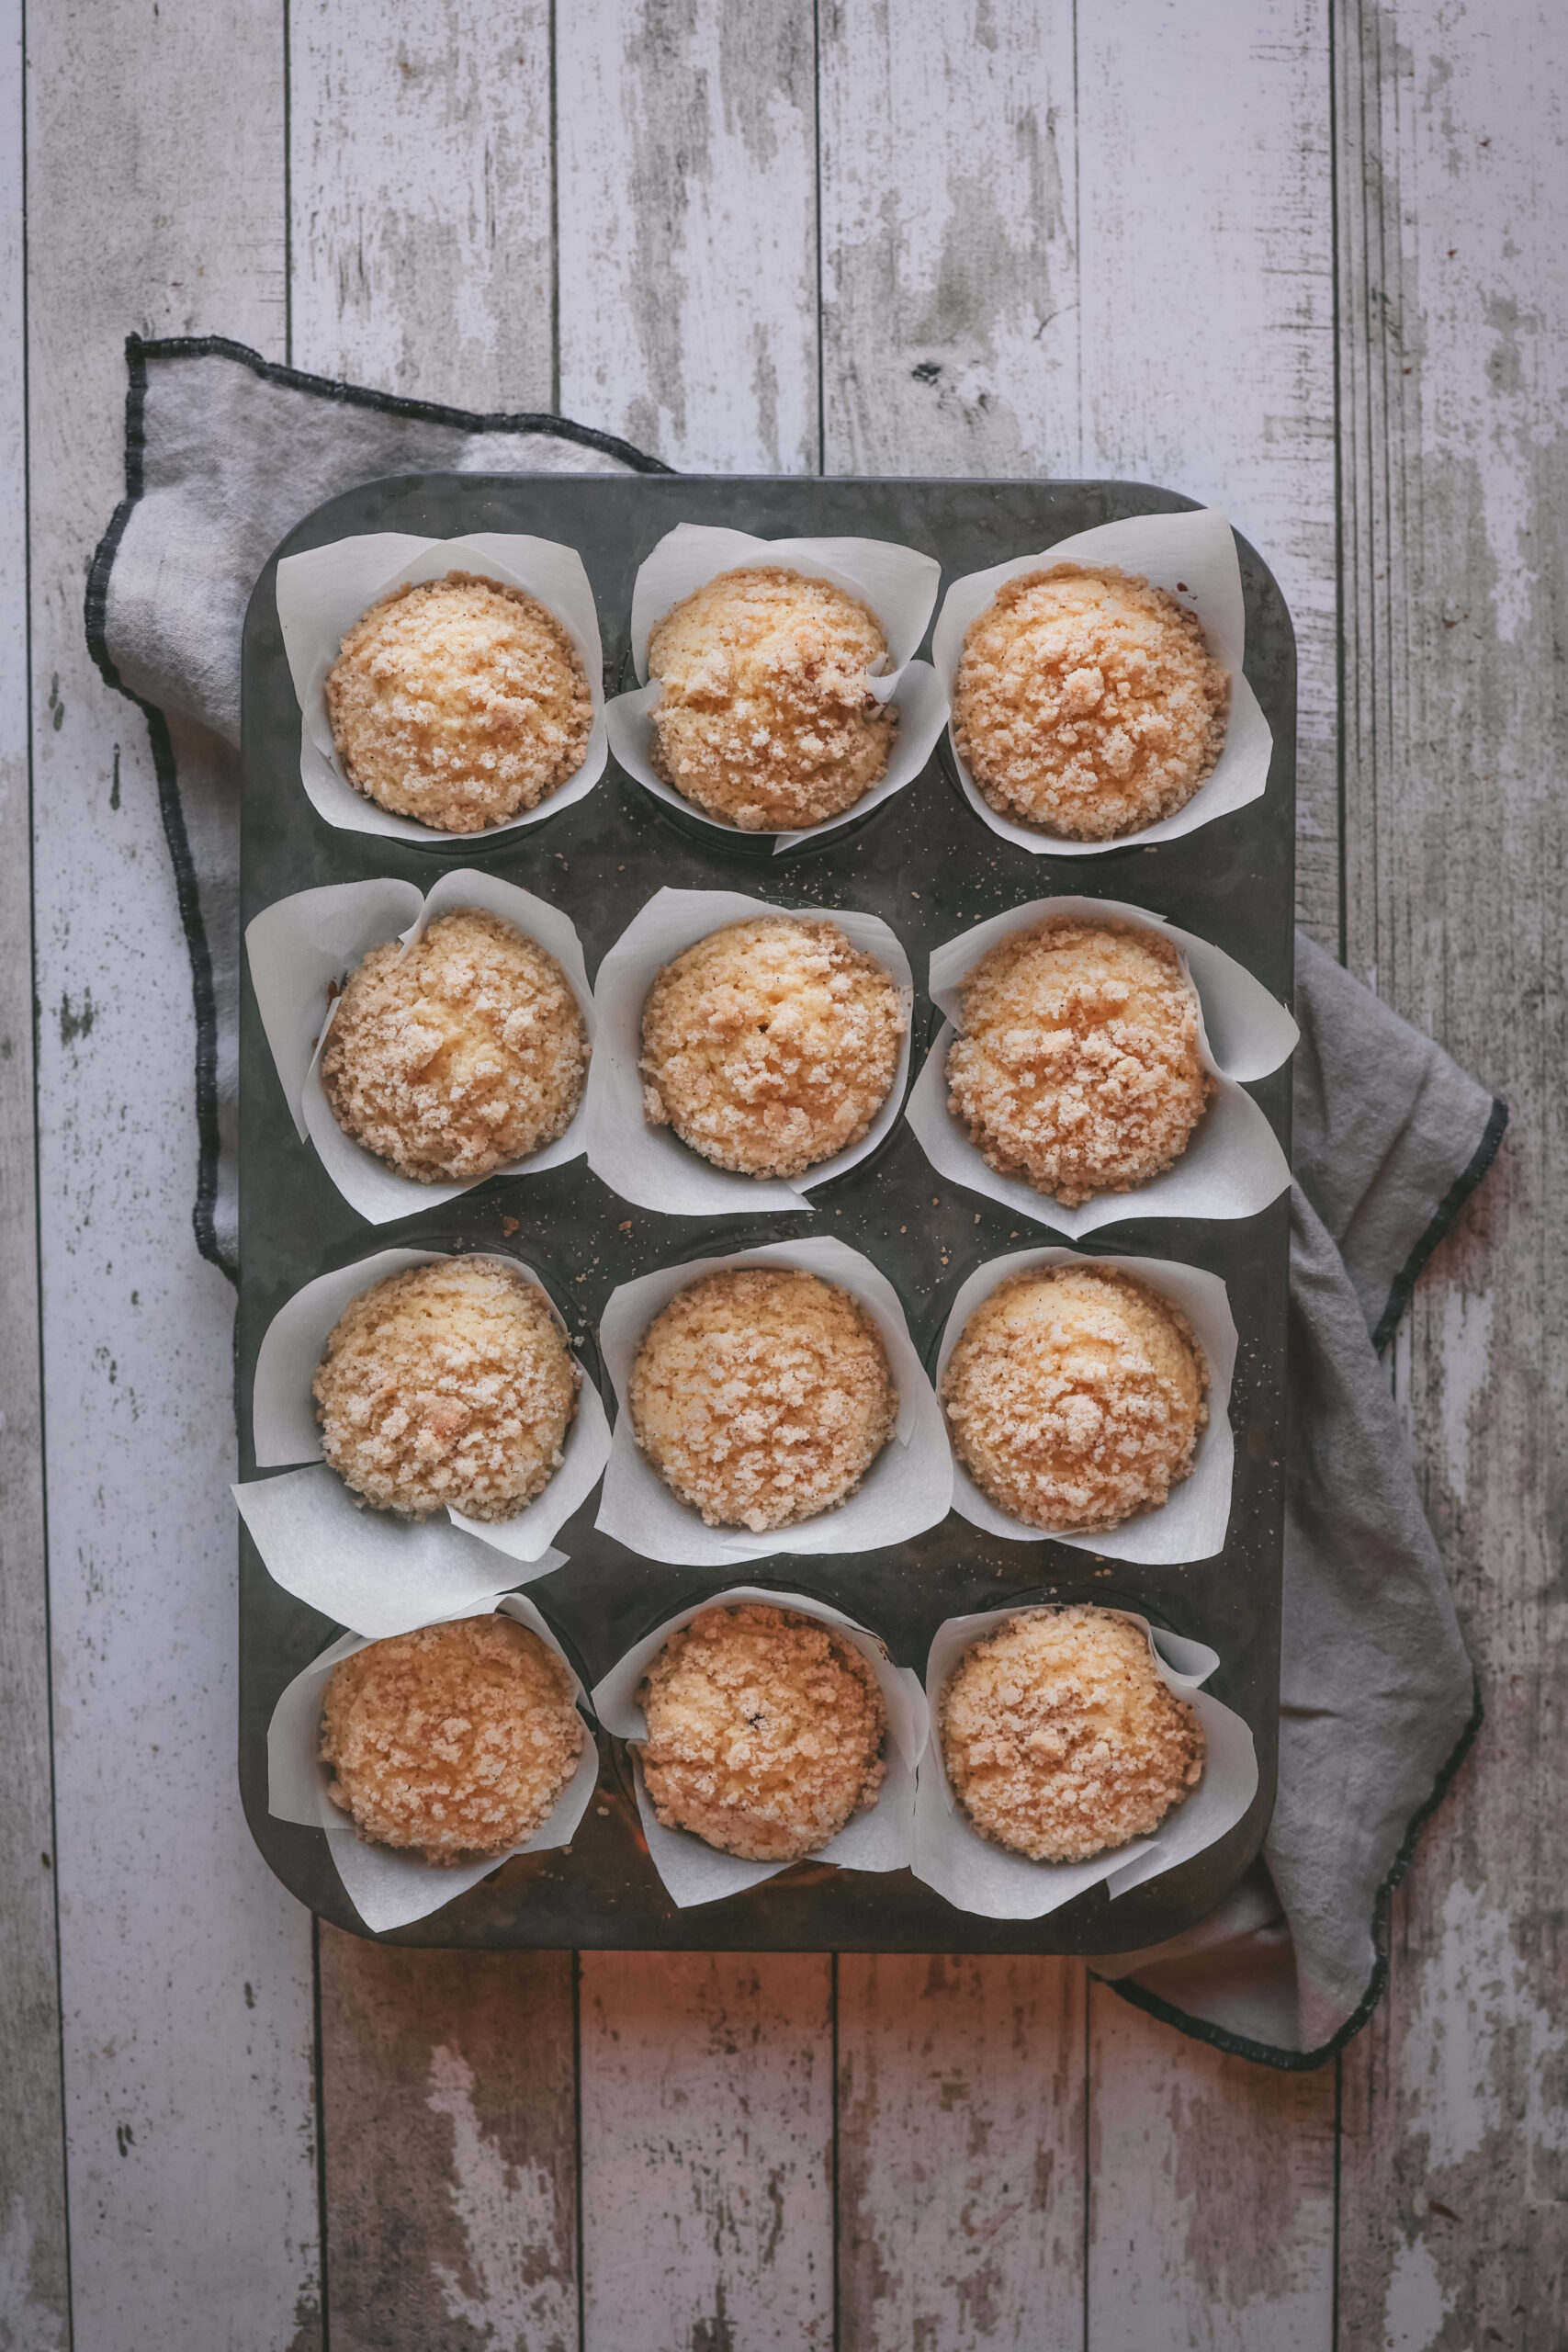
[1094,1672,1484,2071]
[1372,1095,1509,1353]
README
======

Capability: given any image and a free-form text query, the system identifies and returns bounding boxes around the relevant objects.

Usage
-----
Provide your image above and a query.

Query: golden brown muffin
[320,909,589,1182]
[321,1613,583,1863]
[647,565,896,831]
[941,1605,1204,1862]
[326,571,592,832]
[953,565,1228,840]
[637,1601,888,1861]
[945,916,1213,1206]
[628,1267,897,1531]
[942,1263,1207,1532]
[313,1258,580,1521]
[640,916,904,1178]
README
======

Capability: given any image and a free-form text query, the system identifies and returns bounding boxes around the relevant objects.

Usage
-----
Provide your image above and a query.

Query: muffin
[953,564,1228,840]
[325,571,592,832]
[321,1613,583,1863]
[313,1258,580,1521]
[943,1263,1207,1533]
[647,565,896,831]
[637,1601,888,1862]
[320,909,589,1182]
[640,916,904,1178]
[945,916,1213,1206]
[941,1606,1204,1862]
[628,1267,897,1531]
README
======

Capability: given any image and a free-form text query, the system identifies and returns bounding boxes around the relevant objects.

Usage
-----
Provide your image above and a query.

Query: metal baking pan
[237,473,1294,1951]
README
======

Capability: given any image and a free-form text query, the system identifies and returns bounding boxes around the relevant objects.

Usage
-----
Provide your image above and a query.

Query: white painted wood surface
[9,0,1563,2344]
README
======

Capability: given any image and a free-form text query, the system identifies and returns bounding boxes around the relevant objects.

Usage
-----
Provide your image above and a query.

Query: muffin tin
[238,473,1294,1952]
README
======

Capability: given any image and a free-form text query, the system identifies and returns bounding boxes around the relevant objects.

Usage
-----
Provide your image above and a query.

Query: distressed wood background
[3,1,1562,2346]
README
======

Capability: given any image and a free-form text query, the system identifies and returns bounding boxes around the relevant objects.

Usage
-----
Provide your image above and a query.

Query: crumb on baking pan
[647,565,896,831]
[313,1257,580,1521]
[321,1613,582,1863]
[640,915,904,1179]
[637,1601,887,1861]
[942,1262,1207,1533]
[321,909,589,1183]
[628,1266,897,1531]
[941,1604,1204,1862]
[946,915,1213,1206]
[953,564,1228,841]
[326,571,592,833]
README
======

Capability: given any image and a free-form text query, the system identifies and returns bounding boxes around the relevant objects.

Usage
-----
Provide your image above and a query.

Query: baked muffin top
[953,565,1228,840]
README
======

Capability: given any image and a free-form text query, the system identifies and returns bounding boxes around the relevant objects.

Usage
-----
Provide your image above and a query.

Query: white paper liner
[593,1237,953,1567]
[582,887,914,1216]
[591,1586,929,1908]
[930,508,1274,855]
[935,1247,1237,1564]
[250,1248,611,1571]
[604,523,948,852]
[267,1594,599,1932]
[245,869,596,1224]
[913,1606,1258,1919]
[905,894,1296,1237]
[274,530,608,844]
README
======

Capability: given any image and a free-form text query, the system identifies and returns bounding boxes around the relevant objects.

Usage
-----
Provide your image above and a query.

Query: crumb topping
[954,565,1229,840]
[321,909,589,1182]
[640,916,904,1179]
[941,1605,1204,1862]
[628,1267,897,1531]
[313,1258,580,1521]
[946,916,1213,1206]
[321,1613,583,1863]
[638,1601,887,1862]
[326,571,592,833]
[942,1264,1208,1532]
[647,565,896,831]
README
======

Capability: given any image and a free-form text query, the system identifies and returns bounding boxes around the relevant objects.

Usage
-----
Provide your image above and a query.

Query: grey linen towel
[87,334,1506,2067]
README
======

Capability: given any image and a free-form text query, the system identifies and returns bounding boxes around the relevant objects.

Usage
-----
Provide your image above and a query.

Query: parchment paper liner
[267,1593,599,1932]
[604,523,948,853]
[905,894,1296,1237]
[244,869,595,1226]
[591,1585,929,1908]
[249,1247,611,1574]
[913,1605,1258,1919]
[930,508,1273,855]
[593,1236,953,1567]
[583,886,913,1216]
[275,530,607,844]
[935,1246,1237,1565]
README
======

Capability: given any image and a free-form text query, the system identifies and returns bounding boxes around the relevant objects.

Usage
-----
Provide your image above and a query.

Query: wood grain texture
[1086,1985,1336,2350]
[836,1956,1086,2352]
[818,0,1078,478]
[0,3,69,2344]
[24,6,320,2346]
[316,1933,578,2352]
[580,1953,835,2350]
[288,0,555,407]
[1333,2,1568,2343]
[556,0,819,469]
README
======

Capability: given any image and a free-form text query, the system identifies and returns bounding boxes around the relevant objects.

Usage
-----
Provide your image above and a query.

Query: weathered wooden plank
[579,1953,835,2350]
[315,1931,578,2352]
[1074,0,1340,944]
[555,0,819,469]
[836,1956,1086,2352]
[1086,1984,1336,2349]
[817,0,1079,479]
[25,6,321,2346]
[1334,1,1568,2343]
[288,0,555,407]
[0,2,70,2343]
